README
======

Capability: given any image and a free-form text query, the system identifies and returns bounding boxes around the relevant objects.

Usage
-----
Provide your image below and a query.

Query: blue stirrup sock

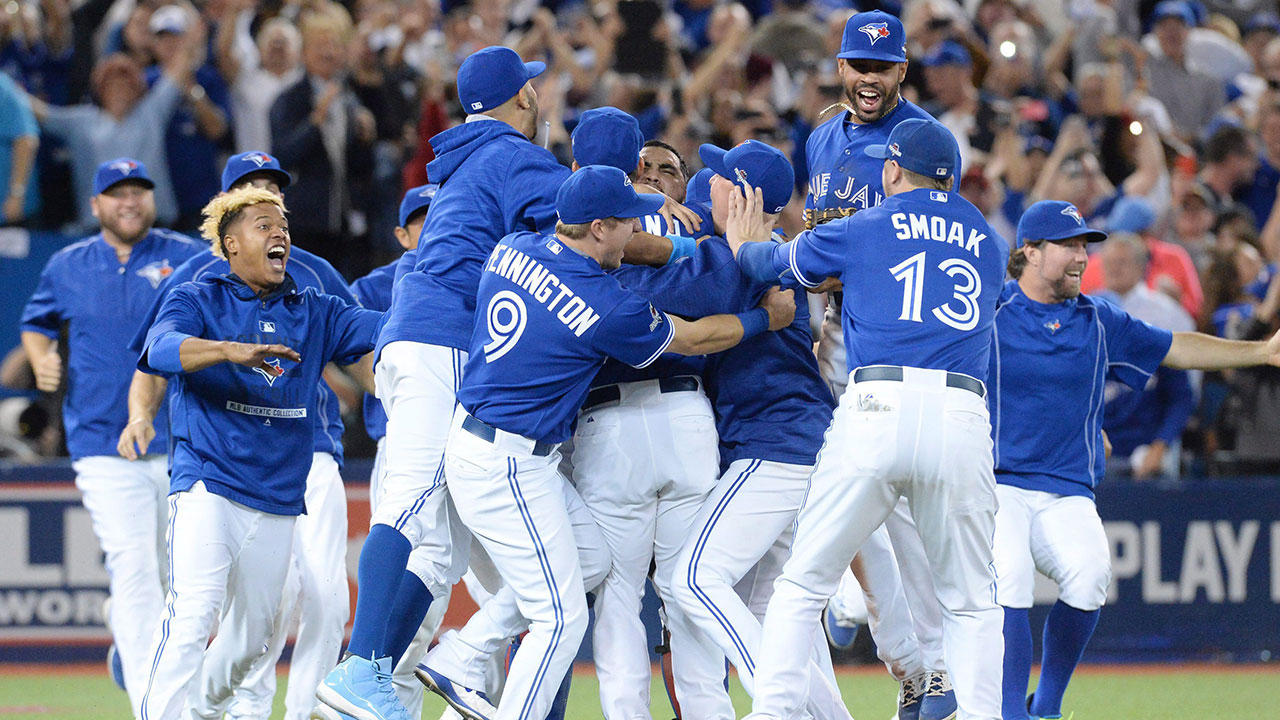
[386,570,435,667]
[1030,601,1099,718]
[346,524,412,659]
[1002,606,1033,720]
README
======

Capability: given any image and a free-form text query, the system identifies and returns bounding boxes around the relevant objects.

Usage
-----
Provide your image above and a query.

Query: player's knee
[1057,563,1110,611]
[579,544,611,593]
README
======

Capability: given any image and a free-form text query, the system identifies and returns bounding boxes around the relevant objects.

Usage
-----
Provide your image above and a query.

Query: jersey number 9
[888,252,982,332]
[483,290,528,362]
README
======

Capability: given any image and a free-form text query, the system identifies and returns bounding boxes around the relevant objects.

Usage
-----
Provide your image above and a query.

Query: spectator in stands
[0,0,72,104]
[269,5,376,275]
[1217,270,1280,468]
[1144,1,1227,143]
[1097,233,1196,481]
[30,43,199,232]
[1242,93,1280,233]
[1171,184,1218,271]
[921,40,994,169]
[1082,195,1205,318]
[217,7,302,154]
[1197,125,1259,212]
[145,5,231,231]
[0,71,39,224]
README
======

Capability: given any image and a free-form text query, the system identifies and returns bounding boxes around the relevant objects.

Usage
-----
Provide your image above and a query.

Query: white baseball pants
[72,454,169,718]
[225,452,349,720]
[443,409,589,720]
[992,485,1111,611]
[139,482,294,720]
[670,458,851,720]
[570,380,728,720]
[747,368,1004,720]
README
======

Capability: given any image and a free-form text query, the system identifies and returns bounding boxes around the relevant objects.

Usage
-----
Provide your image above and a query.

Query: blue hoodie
[140,273,381,515]
[377,119,570,357]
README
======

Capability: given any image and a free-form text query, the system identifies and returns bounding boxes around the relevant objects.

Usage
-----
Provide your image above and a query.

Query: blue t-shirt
[988,281,1174,499]
[458,231,675,445]
[741,188,1008,381]
[378,120,569,357]
[129,247,358,464]
[804,98,944,215]
[21,230,203,459]
[0,72,40,219]
[349,259,398,441]
[139,274,380,515]
[613,235,834,469]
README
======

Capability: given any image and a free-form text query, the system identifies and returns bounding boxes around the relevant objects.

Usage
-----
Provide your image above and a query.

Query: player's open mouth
[267,244,287,271]
[855,88,883,113]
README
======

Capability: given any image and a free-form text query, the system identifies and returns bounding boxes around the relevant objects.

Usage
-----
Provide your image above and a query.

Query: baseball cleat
[315,654,413,720]
[896,671,925,720]
[310,702,357,720]
[107,643,126,691]
[416,663,497,720]
[917,670,957,720]
[823,606,859,649]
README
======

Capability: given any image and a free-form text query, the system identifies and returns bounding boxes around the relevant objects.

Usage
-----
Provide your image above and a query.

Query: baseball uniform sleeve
[139,285,207,375]
[318,293,382,366]
[127,254,211,355]
[737,220,844,288]
[505,149,571,234]
[590,292,675,369]
[1095,297,1174,390]
[20,257,65,338]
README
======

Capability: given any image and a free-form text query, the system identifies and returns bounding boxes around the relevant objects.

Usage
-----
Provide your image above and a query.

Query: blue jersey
[804,99,941,215]
[743,188,1007,380]
[378,120,570,357]
[613,236,834,469]
[988,281,1173,499]
[138,274,380,515]
[129,247,359,464]
[594,206,711,388]
[458,231,675,445]
[349,259,398,441]
[20,229,203,459]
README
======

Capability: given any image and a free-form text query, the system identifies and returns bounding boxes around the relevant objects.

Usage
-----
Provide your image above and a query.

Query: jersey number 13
[888,251,981,331]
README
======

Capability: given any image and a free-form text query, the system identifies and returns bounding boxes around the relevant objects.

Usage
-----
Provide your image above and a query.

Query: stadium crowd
[2,0,1280,477]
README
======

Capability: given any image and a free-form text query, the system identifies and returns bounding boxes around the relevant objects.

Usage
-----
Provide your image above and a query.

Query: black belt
[852,365,986,398]
[582,375,700,412]
[462,414,554,457]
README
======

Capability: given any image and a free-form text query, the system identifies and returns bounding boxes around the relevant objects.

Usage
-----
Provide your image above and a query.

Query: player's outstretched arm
[1162,329,1280,370]
[666,287,795,356]
[117,370,169,460]
[149,336,301,375]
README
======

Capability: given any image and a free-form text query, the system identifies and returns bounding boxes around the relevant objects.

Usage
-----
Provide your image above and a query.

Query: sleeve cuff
[634,315,676,368]
[736,241,785,283]
[786,239,821,289]
[19,324,58,339]
[142,331,192,375]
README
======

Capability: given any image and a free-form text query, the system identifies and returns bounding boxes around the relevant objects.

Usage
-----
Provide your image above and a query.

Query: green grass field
[1,664,1276,719]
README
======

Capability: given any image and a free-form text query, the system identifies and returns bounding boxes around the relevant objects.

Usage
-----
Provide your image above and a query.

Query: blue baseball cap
[686,167,714,206]
[571,107,644,173]
[865,118,958,180]
[457,46,545,114]
[1016,200,1108,248]
[556,166,665,225]
[838,10,907,63]
[699,140,795,215]
[1106,196,1157,234]
[1152,0,1195,26]
[221,151,292,193]
[399,183,438,227]
[921,39,971,68]
[94,158,155,195]
[1244,11,1280,36]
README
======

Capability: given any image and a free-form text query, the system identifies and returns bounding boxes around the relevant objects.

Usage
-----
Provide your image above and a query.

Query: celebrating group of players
[21,8,1280,720]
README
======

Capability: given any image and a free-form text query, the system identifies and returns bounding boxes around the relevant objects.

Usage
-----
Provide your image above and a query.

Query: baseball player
[318,46,571,720]
[992,200,1280,720]
[730,118,1008,720]
[20,158,203,718]
[347,183,452,717]
[439,165,793,720]
[606,139,849,720]
[803,11,958,718]
[134,187,381,720]
[119,152,365,720]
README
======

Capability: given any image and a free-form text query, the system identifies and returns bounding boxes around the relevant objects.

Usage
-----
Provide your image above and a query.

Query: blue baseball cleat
[897,672,925,720]
[315,655,412,720]
[107,644,126,691]
[416,663,497,720]
[918,670,957,720]
[822,606,859,649]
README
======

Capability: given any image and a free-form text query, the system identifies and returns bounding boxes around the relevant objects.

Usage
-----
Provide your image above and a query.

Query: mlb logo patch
[470,101,483,111]
[929,191,948,202]
[858,22,891,44]
[935,167,946,176]
[546,239,562,254]
[259,320,276,333]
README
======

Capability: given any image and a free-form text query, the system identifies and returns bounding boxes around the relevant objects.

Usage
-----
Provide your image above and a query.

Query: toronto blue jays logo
[858,22,891,44]
[136,259,173,289]
[1061,205,1084,224]
[109,159,139,175]
[244,152,273,167]
[253,357,283,386]
[1044,319,1061,333]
